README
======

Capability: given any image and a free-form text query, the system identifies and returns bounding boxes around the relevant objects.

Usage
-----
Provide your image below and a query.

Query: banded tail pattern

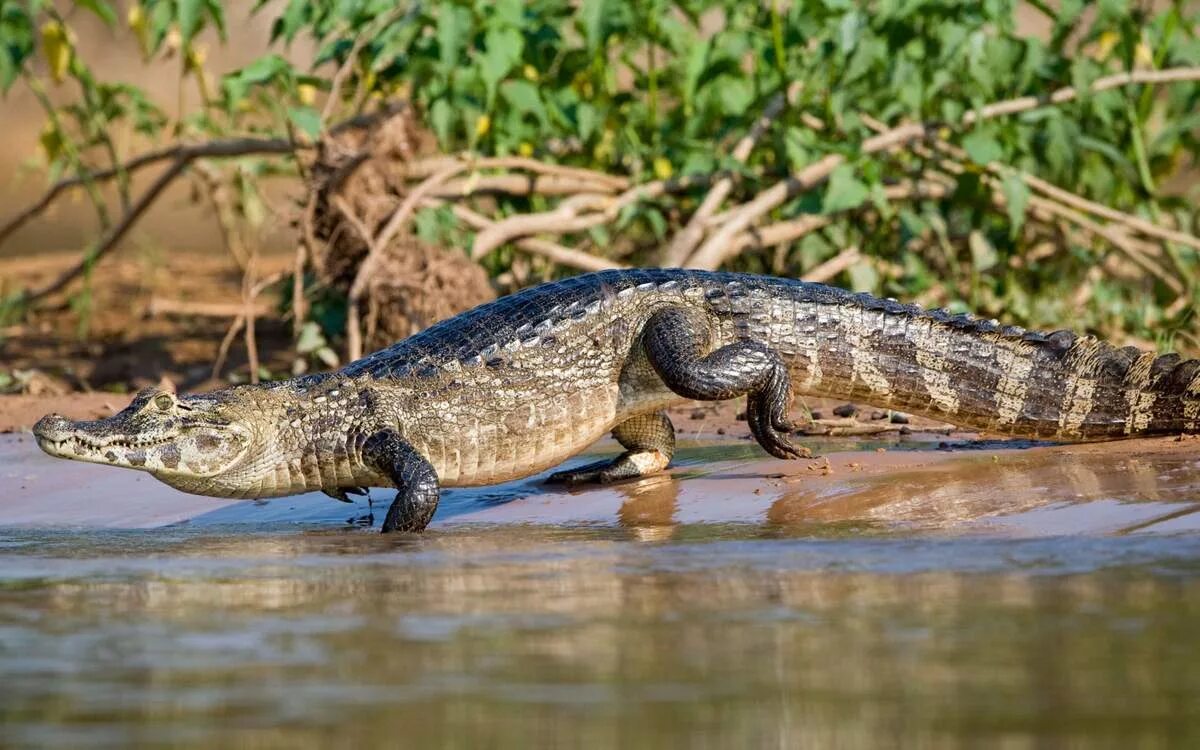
[774,290,1200,441]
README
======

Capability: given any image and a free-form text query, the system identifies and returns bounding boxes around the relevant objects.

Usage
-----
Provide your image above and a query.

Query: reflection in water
[2,527,1200,747]
[616,475,681,541]
[767,449,1200,534]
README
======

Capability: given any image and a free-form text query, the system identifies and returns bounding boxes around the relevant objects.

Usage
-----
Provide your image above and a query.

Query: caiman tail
[770,290,1200,441]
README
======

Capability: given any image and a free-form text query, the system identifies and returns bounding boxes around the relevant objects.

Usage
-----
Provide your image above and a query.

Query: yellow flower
[297,84,318,106]
[38,122,63,163]
[1095,31,1119,60]
[653,157,673,180]
[185,43,207,72]
[523,65,538,81]
[40,21,73,84]
[475,114,491,138]
[1134,40,1154,69]
[518,142,534,157]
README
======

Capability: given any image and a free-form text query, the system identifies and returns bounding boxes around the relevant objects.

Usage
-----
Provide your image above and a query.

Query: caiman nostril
[33,414,70,439]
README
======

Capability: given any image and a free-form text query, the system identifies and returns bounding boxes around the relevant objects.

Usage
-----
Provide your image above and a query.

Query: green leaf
[204,0,227,40]
[76,0,116,27]
[178,0,203,43]
[822,164,870,213]
[847,259,878,293]
[718,76,753,116]
[296,321,326,354]
[968,230,998,271]
[287,106,321,138]
[429,98,453,145]
[579,0,610,52]
[576,102,597,140]
[237,54,289,86]
[479,27,523,105]
[784,127,809,169]
[501,80,546,123]
[1000,174,1029,237]
[962,129,1003,164]
[0,4,35,92]
[436,4,469,69]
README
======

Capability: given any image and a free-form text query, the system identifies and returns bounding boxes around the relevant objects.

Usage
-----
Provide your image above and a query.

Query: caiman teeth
[44,435,168,451]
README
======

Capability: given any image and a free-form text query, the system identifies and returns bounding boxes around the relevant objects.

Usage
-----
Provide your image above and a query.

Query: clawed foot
[546,450,669,485]
[747,367,810,460]
[546,459,623,485]
[324,486,369,503]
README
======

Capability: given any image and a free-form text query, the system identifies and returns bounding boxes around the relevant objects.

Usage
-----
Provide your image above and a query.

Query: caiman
[34,269,1200,532]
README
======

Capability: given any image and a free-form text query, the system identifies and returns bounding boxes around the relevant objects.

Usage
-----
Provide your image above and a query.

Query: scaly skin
[34,269,1200,532]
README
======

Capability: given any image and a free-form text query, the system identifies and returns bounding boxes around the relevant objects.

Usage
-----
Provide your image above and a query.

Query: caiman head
[33,383,260,496]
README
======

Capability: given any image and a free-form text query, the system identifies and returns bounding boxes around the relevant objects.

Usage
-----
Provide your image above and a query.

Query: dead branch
[15,159,189,305]
[0,137,295,249]
[663,82,802,265]
[469,193,615,259]
[683,66,1200,270]
[147,297,271,318]
[431,173,625,198]
[686,124,927,270]
[435,200,626,272]
[801,247,861,283]
[211,313,246,382]
[928,139,1200,256]
[402,155,630,191]
[961,67,1200,125]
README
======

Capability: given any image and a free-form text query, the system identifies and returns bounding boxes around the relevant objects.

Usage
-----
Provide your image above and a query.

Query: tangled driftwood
[301,109,494,352]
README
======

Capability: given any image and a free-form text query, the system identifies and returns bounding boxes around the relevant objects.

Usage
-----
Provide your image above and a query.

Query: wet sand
[3,411,1198,535]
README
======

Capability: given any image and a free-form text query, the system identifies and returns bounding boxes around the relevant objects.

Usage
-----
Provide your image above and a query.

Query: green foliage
[4,0,1200,350]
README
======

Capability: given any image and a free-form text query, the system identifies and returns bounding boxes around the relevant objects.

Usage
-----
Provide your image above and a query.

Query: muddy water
[2,434,1200,746]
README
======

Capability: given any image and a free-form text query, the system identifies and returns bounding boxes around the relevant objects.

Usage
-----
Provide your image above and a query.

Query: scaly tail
[781,293,1200,441]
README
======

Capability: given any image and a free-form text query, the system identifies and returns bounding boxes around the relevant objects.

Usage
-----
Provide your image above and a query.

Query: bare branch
[402,155,630,191]
[438,201,626,272]
[431,173,625,199]
[15,159,189,305]
[0,137,295,249]
[683,65,1200,271]
[469,193,614,259]
[663,82,802,266]
[686,124,927,270]
[800,247,862,283]
[0,104,408,255]
[961,67,1200,125]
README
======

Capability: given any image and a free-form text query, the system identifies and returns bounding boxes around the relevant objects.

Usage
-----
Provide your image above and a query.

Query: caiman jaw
[35,413,175,457]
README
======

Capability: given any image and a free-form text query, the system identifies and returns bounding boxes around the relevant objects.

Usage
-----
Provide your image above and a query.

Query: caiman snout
[33,413,96,459]
[33,413,72,443]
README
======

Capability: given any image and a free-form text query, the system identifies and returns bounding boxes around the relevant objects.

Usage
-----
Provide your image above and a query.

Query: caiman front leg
[363,430,440,533]
[547,411,675,484]
[643,307,807,460]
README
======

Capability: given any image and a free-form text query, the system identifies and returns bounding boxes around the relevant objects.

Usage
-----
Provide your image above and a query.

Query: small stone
[690,408,707,420]
[810,410,823,420]
[890,412,910,424]
[870,410,887,421]
[899,426,911,435]
[735,411,747,421]
[716,427,726,435]
[832,403,858,418]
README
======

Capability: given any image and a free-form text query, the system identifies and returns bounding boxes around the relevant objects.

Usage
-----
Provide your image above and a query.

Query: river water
[2,435,1199,746]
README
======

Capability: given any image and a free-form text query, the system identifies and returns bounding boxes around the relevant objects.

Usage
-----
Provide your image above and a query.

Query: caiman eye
[154,393,175,411]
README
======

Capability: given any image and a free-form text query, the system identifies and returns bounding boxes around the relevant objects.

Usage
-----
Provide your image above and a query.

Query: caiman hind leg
[547,411,675,484]
[363,430,440,533]
[643,307,807,460]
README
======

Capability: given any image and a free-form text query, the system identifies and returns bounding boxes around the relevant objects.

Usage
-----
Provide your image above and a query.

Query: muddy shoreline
[3,391,1197,534]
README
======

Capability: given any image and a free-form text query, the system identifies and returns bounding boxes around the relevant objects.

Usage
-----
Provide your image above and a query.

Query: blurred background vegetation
[0,0,1197,390]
